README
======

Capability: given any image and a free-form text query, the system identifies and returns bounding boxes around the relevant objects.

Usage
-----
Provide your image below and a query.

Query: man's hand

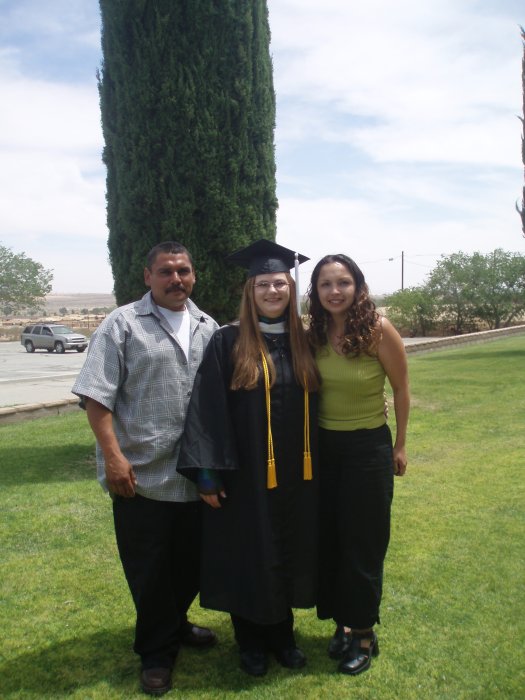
[85,397,138,498]
[105,454,137,497]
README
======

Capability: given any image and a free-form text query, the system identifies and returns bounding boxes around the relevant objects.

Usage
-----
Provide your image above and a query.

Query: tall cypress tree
[98,0,277,321]
[519,26,525,235]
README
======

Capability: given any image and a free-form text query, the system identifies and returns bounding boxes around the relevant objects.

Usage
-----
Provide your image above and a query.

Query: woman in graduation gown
[178,240,320,677]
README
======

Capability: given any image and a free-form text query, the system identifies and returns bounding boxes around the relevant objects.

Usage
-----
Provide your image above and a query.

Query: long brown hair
[307,254,380,356]
[231,273,320,391]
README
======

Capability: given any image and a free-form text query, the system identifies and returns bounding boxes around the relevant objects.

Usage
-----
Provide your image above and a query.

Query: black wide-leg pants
[317,424,394,629]
[113,494,202,668]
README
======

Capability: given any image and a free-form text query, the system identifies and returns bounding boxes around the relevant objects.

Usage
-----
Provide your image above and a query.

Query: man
[73,241,219,696]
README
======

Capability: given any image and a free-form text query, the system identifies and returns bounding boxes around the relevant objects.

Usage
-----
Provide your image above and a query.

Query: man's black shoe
[240,650,268,676]
[274,647,307,669]
[140,667,172,696]
[181,623,217,648]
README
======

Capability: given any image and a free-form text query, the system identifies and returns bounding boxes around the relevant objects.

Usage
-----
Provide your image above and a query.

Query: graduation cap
[227,239,309,314]
[226,239,309,278]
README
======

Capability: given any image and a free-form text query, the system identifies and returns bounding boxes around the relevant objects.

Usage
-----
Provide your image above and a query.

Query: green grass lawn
[1,335,524,699]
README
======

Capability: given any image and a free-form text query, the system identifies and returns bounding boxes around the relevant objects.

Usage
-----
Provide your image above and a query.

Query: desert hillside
[44,293,116,312]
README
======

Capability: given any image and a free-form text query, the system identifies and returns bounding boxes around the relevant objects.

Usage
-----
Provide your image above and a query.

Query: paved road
[0,337,427,410]
[2,327,523,411]
[0,341,88,408]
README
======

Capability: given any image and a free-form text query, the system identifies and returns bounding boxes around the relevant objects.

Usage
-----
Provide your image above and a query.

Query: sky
[0,0,524,297]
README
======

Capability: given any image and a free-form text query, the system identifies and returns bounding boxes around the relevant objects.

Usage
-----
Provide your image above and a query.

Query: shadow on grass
[0,628,332,696]
[423,347,524,362]
[0,445,96,487]
[0,628,135,696]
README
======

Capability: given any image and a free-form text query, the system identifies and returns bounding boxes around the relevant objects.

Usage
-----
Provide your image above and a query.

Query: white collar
[259,320,286,334]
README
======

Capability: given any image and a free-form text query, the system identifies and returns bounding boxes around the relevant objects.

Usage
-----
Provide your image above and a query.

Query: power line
[361,257,397,264]
[404,260,434,269]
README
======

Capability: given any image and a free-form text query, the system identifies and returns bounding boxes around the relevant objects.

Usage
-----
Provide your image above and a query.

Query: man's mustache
[166,284,186,293]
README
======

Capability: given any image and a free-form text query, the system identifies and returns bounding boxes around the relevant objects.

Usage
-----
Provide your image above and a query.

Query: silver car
[20,324,88,354]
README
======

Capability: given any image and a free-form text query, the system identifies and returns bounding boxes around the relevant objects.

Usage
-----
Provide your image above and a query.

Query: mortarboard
[226,239,309,278]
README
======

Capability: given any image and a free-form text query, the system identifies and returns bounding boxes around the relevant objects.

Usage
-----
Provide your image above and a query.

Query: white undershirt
[160,306,191,359]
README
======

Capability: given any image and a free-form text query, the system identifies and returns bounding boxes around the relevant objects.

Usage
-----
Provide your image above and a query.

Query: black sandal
[328,626,352,659]
[338,631,379,675]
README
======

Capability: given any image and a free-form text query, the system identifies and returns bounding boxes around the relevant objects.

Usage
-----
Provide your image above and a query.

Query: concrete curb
[1,325,523,425]
[404,324,525,354]
[0,397,80,425]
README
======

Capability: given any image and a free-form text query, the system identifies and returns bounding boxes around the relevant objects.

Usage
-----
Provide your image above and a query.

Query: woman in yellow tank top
[307,253,410,676]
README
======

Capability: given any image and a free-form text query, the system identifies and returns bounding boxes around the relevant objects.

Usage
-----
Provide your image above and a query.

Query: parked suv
[20,324,88,354]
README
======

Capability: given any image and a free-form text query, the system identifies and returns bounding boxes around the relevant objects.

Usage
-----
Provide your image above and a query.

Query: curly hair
[306,254,380,356]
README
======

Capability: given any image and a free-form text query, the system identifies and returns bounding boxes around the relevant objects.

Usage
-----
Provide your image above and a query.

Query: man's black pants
[113,494,202,668]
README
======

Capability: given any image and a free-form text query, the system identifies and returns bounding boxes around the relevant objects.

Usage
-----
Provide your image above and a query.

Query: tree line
[385,249,525,336]
[0,244,53,316]
[3,242,524,337]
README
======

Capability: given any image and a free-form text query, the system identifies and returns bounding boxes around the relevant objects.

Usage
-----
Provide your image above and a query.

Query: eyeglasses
[253,281,290,291]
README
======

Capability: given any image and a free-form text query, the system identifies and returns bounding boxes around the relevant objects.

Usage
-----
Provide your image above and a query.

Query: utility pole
[389,252,405,290]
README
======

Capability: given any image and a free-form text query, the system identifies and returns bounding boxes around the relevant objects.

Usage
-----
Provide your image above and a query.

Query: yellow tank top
[316,343,387,431]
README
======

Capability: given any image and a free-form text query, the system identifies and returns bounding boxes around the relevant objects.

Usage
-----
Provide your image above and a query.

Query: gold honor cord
[261,352,277,489]
[303,373,312,480]
[260,351,313,489]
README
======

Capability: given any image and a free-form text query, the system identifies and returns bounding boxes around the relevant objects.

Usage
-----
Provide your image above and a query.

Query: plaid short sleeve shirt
[72,292,219,501]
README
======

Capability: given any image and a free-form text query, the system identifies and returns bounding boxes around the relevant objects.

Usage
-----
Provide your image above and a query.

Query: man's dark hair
[146,241,193,270]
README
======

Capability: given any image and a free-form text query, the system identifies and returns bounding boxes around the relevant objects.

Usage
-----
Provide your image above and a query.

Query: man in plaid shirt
[73,241,219,696]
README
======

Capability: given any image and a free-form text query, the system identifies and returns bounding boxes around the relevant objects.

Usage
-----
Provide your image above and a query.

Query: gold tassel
[261,351,277,489]
[267,457,277,489]
[303,377,312,480]
[303,451,312,480]
[261,355,313,486]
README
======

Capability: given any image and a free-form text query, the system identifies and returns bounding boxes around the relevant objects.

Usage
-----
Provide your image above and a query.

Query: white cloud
[0,70,101,151]
[0,52,107,289]
[34,241,114,294]
[276,188,522,297]
[270,0,522,168]
[1,0,100,42]
[269,0,524,297]
[0,0,523,295]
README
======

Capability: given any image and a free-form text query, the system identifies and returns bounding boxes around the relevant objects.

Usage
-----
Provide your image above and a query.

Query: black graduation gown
[178,324,318,625]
